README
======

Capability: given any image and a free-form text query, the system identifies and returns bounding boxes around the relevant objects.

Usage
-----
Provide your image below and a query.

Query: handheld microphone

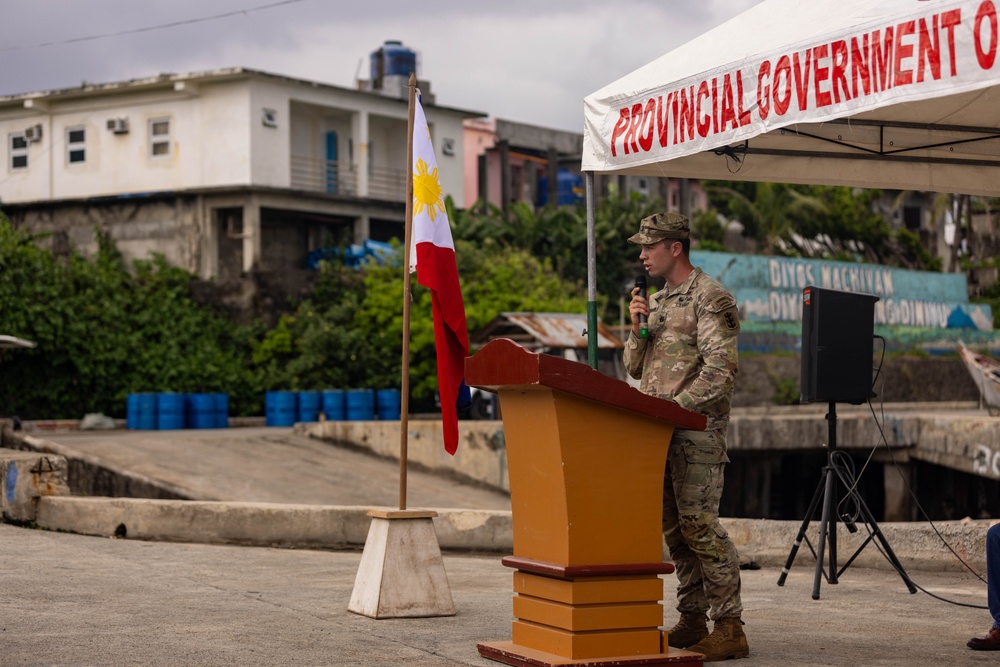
[634,275,648,339]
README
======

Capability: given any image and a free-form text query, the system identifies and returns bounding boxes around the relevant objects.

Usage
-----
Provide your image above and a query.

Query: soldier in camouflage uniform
[623,212,748,662]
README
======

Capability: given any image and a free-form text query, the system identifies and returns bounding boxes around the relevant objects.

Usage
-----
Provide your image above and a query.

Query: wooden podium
[466,339,707,667]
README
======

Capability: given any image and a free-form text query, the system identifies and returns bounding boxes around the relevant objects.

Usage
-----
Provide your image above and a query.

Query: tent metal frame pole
[745,145,1000,168]
[585,171,598,370]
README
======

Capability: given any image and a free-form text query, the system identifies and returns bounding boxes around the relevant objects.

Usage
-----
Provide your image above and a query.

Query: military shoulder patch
[705,292,737,314]
[704,292,740,335]
[721,307,740,333]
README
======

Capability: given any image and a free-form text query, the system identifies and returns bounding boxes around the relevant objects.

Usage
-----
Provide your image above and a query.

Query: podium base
[347,509,455,619]
[478,640,704,667]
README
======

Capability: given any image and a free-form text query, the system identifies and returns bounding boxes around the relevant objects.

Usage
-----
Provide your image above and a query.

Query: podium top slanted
[465,338,706,431]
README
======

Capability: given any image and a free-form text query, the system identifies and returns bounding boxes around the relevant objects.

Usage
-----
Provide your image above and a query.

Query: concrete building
[463,117,709,215]
[0,64,482,281]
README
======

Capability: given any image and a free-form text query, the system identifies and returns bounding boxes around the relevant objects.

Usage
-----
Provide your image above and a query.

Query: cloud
[0,0,762,132]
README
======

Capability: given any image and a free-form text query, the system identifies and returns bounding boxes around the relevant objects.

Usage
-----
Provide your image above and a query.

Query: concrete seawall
[296,402,999,496]
[29,494,990,573]
[0,429,992,573]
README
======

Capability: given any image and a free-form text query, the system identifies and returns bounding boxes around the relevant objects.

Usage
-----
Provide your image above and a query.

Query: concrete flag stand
[348,509,456,618]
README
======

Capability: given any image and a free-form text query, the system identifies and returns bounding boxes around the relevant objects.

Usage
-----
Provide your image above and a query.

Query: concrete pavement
[2,424,998,665]
[6,426,991,572]
[0,521,994,667]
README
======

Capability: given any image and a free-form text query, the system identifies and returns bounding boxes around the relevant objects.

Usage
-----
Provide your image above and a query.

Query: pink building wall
[463,118,496,207]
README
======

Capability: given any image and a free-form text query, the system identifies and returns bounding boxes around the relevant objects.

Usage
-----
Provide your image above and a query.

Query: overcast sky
[0,1,762,133]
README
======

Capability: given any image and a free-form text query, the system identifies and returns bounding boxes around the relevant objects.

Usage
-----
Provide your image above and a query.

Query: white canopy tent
[583,0,1000,194]
[579,0,1000,360]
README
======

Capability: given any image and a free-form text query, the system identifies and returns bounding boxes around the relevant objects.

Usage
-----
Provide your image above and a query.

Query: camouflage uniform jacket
[623,267,740,432]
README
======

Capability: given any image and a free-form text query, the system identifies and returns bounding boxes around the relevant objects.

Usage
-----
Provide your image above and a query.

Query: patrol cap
[627,212,690,245]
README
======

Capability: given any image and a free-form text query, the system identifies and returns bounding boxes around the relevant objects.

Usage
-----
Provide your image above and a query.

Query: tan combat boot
[687,616,749,661]
[666,612,709,649]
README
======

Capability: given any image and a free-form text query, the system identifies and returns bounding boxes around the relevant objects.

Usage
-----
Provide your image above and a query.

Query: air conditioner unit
[24,124,42,142]
[106,117,129,134]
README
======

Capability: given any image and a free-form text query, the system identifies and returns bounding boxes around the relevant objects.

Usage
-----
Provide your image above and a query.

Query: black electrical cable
[858,334,988,610]
[0,0,308,53]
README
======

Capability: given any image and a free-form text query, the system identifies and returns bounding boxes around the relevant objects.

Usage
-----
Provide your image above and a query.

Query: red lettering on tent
[757,60,772,119]
[696,80,711,138]
[872,27,895,91]
[671,93,680,145]
[656,93,672,148]
[720,73,738,130]
[813,44,832,107]
[608,7,970,160]
[638,98,656,151]
[610,107,629,158]
[917,15,942,82]
[792,50,813,110]
[831,40,851,102]
[941,9,962,76]
[679,85,696,142]
[851,34,872,98]
[894,20,916,86]
[774,55,793,115]
[737,70,751,126]
[975,1,998,69]
[624,103,643,154]
[711,78,720,134]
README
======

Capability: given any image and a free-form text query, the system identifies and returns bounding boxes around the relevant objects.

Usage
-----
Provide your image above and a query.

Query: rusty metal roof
[470,313,624,350]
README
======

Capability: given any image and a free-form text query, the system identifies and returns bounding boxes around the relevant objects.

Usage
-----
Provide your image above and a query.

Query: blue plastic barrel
[298,390,321,423]
[135,393,157,430]
[186,393,215,429]
[265,391,277,426]
[376,389,401,420]
[126,394,139,429]
[156,393,186,430]
[346,389,375,421]
[214,393,228,429]
[321,389,345,421]
[266,391,297,427]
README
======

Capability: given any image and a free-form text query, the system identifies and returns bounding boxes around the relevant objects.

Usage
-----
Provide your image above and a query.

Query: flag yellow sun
[413,157,446,223]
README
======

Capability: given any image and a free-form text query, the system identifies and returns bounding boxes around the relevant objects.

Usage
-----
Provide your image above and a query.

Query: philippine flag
[409,97,470,455]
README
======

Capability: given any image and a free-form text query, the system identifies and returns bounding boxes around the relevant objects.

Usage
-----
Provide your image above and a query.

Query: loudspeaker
[800,286,879,404]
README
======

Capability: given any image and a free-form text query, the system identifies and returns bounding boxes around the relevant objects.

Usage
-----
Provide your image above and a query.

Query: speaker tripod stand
[777,402,917,599]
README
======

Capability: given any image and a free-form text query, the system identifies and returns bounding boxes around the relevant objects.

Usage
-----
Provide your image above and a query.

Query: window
[149,118,171,157]
[67,126,86,164]
[9,133,27,170]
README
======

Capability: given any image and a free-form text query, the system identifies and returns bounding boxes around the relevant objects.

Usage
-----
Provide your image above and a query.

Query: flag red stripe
[416,241,469,455]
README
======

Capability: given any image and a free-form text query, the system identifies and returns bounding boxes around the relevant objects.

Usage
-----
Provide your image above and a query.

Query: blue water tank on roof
[371,40,416,81]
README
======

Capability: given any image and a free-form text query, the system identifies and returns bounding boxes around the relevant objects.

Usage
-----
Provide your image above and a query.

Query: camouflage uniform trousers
[662,427,743,621]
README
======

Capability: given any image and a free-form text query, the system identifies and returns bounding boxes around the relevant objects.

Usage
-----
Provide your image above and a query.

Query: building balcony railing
[290,155,357,196]
[367,165,407,202]
[289,156,406,202]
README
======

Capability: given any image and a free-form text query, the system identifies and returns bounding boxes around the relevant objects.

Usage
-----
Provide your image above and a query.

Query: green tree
[451,190,662,324]
[708,181,827,255]
[0,216,258,419]
[692,208,727,252]
[247,240,588,409]
[794,186,892,262]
